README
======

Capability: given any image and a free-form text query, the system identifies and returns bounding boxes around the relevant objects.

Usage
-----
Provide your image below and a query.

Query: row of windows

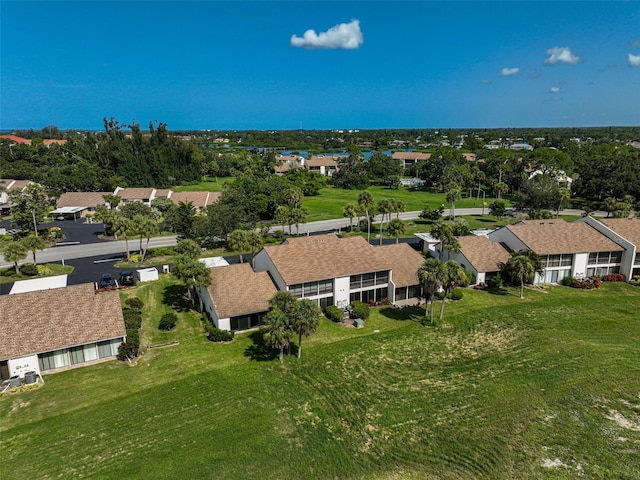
[542,268,572,283]
[350,287,388,304]
[587,265,620,277]
[395,285,422,301]
[588,251,622,265]
[541,254,573,268]
[289,279,333,298]
[350,271,389,290]
[635,252,640,265]
[38,339,121,371]
[230,313,266,331]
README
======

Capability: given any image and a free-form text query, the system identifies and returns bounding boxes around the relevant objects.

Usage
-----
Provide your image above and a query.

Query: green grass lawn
[2,277,639,479]
[171,176,235,192]
[0,263,74,284]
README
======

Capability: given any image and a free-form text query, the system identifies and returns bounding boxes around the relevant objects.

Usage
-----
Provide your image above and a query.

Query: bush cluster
[350,301,370,320]
[125,297,144,311]
[36,265,52,275]
[19,263,39,276]
[324,305,343,322]
[560,276,574,286]
[123,309,142,330]
[159,312,178,331]
[488,275,503,292]
[117,341,139,360]
[207,325,235,342]
[571,276,602,290]
[602,273,626,282]
[448,288,464,301]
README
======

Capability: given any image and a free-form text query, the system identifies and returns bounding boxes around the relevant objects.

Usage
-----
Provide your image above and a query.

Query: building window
[318,297,334,310]
[635,252,640,265]
[587,265,620,277]
[303,282,319,297]
[291,280,333,298]
[589,251,622,265]
[396,287,408,301]
[69,346,85,365]
[408,285,422,299]
[98,341,113,359]
[290,284,303,298]
[38,352,55,371]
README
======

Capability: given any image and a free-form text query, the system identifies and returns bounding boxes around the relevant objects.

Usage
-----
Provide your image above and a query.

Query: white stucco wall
[218,318,231,331]
[447,251,480,284]
[488,227,527,252]
[8,355,40,378]
[573,253,589,279]
[334,276,350,308]
[198,285,220,328]
[254,250,287,290]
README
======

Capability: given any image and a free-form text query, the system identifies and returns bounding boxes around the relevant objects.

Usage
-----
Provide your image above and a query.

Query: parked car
[99,274,117,289]
[119,271,135,286]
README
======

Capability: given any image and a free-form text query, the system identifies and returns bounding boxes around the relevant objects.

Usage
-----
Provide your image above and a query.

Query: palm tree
[446,188,462,220]
[358,190,374,242]
[172,254,211,306]
[1,241,28,274]
[394,200,406,219]
[247,230,264,269]
[440,233,460,261]
[502,249,544,299]
[261,308,290,363]
[291,299,321,359]
[377,199,392,245]
[417,258,445,323]
[439,260,467,320]
[494,181,509,200]
[343,204,356,231]
[20,234,46,264]
[113,215,133,262]
[602,197,618,217]
[386,218,406,244]
[102,193,121,210]
[430,221,453,260]
[283,187,304,210]
[228,229,249,263]
[556,187,571,217]
[289,207,306,235]
[138,216,159,262]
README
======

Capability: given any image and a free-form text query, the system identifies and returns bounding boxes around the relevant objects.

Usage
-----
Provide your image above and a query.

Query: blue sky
[1,1,639,130]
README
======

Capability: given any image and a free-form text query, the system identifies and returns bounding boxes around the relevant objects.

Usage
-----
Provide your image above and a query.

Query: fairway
[1,279,639,479]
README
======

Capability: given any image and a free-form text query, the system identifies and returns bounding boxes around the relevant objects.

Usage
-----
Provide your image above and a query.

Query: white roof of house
[9,275,68,295]
[199,257,230,268]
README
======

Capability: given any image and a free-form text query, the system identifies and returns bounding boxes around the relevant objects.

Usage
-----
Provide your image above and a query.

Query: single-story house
[377,243,425,306]
[488,219,625,283]
[577,216,640,280]
[168,191,219,212]
[113,187,157,206]
[255,234,392,309]
[197,263,278,331]
[305,156,339,176]
[391,152,431,169]
[443,235,511,285]
[0,283,126,380]
[54,191,111,218]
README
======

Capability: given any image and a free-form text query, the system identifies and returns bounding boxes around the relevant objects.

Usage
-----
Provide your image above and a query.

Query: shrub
[19,263,39,276]
[146,247,174,258]
[434,291,446,300]
[159,312,178,331]
[324,305,343,322]
[129,254,141,263]
[571,276,601,290]
[125,328,140,349]
[419,205,444,221]
[207,326,235,342]
[125,297,145,311]
[448,288,464,301]
[123,310,142,330]
[350,301,370,320]
[560,276,574,286]
[117,341,139,360]
[36,265,52,275]
[602,273,626,282]
[488,275,503,292]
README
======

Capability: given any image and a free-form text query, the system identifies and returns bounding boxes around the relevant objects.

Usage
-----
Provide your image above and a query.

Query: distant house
[255,234,392,309]
[377,243,424,306]
[305,155,339,176]
[443,235,511,285]
[274,154,304,175]
[391,152,431,170]
[577,216,640,280]
[0,283,126,380]
[0,179,34,215]
[0,135,66,146]
[168,191,219,212]
[488,219,624,283]
[509,143,534,151]
[114,187,157,206]
[527,169,573,189]
[198,263,278,331]
[54,191,110,219]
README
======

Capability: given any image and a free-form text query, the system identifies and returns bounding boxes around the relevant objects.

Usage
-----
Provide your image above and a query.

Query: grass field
[0,263,74,284]
[2,276,639,479]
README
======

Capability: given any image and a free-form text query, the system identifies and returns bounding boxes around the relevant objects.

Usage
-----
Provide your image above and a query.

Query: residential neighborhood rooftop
[0,283,125,361]
[205,263,277,319]
[456,235,512,273]
[599,217,640,248]
[262,234,392,285]
[169,191,218,208]
[56,191,110,208]
[506,219,624,255]
[377,243,425,287]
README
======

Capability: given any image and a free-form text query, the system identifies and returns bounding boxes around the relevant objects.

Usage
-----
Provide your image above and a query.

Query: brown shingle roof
[116,188,155,200]
[377,243,424,287]
[263,234,391,285]
[6,179,32,191]
[154,189,171,198]
[0,284,125,360]
[600,218,640,248]
[169,191,215,208]
[56,192,110,208]
[306,156,339,167]
[457,236,511,273]
[506,220,624,255]
[206,263,277,319]
[392,152,431,161]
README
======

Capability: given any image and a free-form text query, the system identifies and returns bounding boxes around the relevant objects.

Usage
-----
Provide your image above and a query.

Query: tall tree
[227,229,250,263]
[247,230,264,269]
[10,183,50,233]
[358,191,374,243]
[137,216,159,261]
[387,218,406,244]
[377,198,392,245]
[172,254,211,306]
[21,234,46,264]
[261,308,290,363]
[291,299,321,359]
[502,249,544,299]
[1,241,28,274]
[343,204,356,231]
[113,214,133,262]
[439,260,467,320]
[175,238,201,259]
[417,258,445,323]
[445,188,462,220]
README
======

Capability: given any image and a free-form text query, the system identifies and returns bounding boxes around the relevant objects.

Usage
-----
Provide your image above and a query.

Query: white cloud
[290,20,363,50]
[545,46,580,65]
[550,86,561,93]
[500,67,519,76]
[628,53,640,67]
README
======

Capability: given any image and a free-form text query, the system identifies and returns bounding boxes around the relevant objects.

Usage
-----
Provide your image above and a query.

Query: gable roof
[56,192,110,208]
[377,243,424,287]
[0,283,125,360]
[306,156,338,167]
[392,152,431,161]
[205,263,277,319]
[115,187,155,200]
[262,234,391,285]
[506,219,623,255]
[169,191,218,208]
[599,218,640,248]
[456,235,511,273]
[3,179,33,191]
[0,135,31,144]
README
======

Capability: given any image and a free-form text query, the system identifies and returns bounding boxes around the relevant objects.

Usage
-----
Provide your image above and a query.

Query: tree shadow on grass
[243,331,279,362]
[162,284,191,312]
[378,306,424,322]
